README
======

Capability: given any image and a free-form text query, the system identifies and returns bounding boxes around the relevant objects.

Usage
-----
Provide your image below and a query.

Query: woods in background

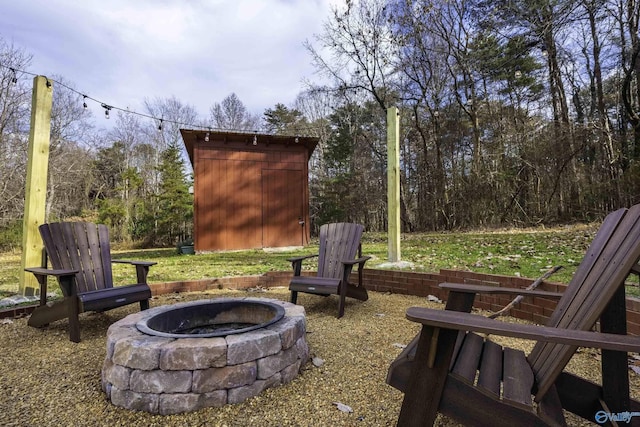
[1,0,640,248]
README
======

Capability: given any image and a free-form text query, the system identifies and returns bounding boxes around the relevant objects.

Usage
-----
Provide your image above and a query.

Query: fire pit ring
[136,299,285,338]
[101,297,308,415]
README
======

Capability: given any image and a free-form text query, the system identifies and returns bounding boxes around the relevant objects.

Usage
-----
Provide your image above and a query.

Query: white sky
[0,0,333,121]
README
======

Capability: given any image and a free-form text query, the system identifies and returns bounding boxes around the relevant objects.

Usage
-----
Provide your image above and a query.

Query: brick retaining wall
[360,268,640,335]
[149,269,640,336]
[4,269,640,335]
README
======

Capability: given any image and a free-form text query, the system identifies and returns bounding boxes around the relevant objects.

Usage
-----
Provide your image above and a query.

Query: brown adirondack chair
[289,222,371,318]
[387,205,640,427]
[26,222,156,343]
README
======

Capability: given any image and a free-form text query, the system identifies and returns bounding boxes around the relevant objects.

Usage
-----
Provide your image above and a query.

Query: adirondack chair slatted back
[40,222,114,295]
[317,223,364,279]
[528,205,640,401]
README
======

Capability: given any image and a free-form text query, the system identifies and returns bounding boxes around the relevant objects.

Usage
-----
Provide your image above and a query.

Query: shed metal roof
[180,130,318,165]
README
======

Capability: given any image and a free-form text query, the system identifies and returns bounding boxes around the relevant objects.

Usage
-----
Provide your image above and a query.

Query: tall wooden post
[19,76,53,296]
[387,106,401,262]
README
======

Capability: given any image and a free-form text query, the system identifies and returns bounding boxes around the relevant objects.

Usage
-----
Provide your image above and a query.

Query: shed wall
[193,142,311,251]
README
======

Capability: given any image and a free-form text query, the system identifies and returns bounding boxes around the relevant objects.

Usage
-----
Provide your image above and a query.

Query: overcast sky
[0,0,333,123]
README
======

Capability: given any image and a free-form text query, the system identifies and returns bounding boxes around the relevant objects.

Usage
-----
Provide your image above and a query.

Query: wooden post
[19,76,53,296]
[387,106,401,262]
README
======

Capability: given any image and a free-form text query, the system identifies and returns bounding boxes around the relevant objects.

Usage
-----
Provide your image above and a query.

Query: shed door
[262,169,304,247]
[197,158,262,250]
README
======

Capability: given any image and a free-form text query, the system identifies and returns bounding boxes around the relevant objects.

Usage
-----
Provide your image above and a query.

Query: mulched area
[0,288,636,426]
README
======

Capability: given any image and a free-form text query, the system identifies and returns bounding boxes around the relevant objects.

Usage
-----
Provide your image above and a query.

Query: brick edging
[3,269,640,335]
[0,304,38,319]
[359,268,640,336]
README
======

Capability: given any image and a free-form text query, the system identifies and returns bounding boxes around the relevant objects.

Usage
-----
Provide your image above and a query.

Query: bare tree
[46,75,95,220]
[209,93,260,131]
[304,0,397,112]
[0,41,32,225]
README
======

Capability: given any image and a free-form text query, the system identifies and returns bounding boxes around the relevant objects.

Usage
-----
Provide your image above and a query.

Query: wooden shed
[180,130,318,251]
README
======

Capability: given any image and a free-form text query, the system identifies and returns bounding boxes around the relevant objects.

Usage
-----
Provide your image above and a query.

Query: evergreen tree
[155,142,193,246]
[263,103,307,135]
[94,141,143,241]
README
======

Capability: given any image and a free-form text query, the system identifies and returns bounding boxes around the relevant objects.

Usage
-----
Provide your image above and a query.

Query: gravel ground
[0,288,637,426]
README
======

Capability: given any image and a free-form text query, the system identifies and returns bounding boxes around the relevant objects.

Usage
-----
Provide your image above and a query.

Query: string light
[1,44,543,139]
[158,119,163,131]
[204,131,210,142]
[0,62,318,139]
[101,103,112,119]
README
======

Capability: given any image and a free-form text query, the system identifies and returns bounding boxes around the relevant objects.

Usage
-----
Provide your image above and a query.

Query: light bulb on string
[101,103,111,119]
[0,63,327,139]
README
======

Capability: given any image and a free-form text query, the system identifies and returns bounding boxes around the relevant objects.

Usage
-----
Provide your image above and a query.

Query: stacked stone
[101,298,309,415]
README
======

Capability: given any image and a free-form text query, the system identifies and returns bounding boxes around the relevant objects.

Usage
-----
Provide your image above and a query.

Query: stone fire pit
[101,297,309,415]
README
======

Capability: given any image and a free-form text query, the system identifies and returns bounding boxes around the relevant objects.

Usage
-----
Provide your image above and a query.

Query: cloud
[0,0,333,120]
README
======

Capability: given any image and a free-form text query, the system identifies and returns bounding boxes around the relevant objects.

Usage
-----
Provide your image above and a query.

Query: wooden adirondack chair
[387,205,640,427]
[26,222,156,343]
[289,222,371,318]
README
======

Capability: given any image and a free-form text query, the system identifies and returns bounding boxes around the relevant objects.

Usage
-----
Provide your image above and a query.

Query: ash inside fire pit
[136,299,285,338]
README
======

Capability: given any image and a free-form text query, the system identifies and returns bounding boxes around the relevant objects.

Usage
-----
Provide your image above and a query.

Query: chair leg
[337,293,346,318]
[398,325,458,427]
[140,299,149,310]
[600,286,631,414]
[67,296,81,343]
[290,290,298,304]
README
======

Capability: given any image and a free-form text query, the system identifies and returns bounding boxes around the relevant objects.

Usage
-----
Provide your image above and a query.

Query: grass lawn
[3,223,631,299]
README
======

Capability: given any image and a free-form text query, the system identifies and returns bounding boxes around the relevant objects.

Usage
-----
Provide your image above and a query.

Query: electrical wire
[0,62,320,137]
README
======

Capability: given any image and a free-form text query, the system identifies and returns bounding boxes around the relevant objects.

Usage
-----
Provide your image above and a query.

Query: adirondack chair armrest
[25,267,79,277]
[286,254,318,263]
[287,254,319,276]
[341,256,372,290]
[342,255,372,267]
[440,282,564,299]
[406,307,640,353]
[25,267,79,301]
[111,260,157,267]
[111,260,157,284]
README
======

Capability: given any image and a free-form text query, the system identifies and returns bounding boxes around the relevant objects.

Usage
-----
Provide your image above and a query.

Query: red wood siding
[263,169,304,247]
[193,141,311,251]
